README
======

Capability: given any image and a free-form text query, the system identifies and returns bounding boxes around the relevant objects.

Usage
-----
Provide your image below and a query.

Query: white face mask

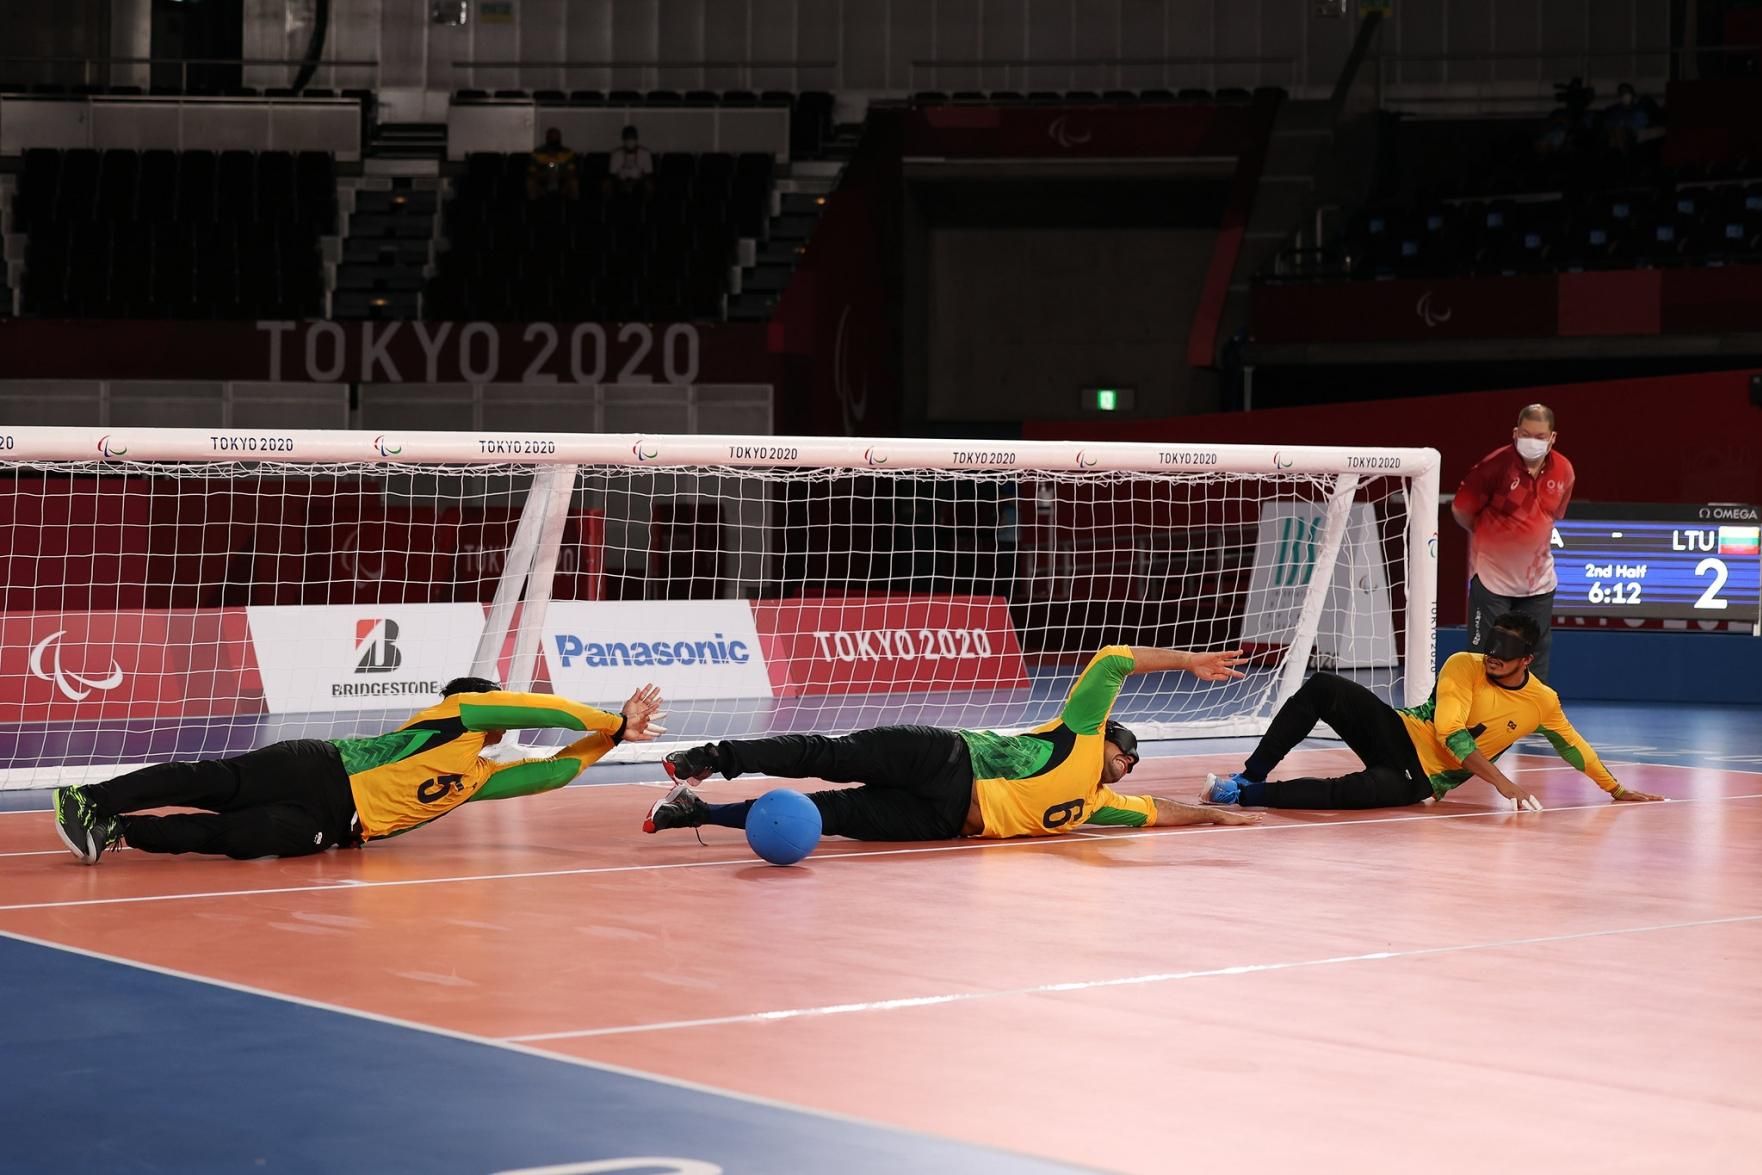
[1515,437,1550,461]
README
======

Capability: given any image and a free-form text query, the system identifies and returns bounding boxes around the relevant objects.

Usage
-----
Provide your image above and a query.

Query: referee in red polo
[1451,403,1575,681]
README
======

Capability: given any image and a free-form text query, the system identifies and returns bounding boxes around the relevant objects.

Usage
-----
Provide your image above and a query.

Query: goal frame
[0,426,1442,761]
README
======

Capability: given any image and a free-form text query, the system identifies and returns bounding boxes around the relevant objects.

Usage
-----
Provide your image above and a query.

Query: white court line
[2,791,1756,915]
[507,911,1762,1042]
[0,929,1105,1173]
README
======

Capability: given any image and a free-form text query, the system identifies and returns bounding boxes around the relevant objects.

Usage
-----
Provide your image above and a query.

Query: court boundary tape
[2,783,1758,912]
[0,925,1113,1175]
[506,910,1762,1042]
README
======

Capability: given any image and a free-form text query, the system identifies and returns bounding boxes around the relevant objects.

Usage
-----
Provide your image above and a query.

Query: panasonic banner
[541,600,772,702]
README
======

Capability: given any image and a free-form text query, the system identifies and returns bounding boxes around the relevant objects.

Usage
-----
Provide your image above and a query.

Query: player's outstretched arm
[1125,647,1248,682]
[1538,712,1663,802]
[452,684,665,739]
[1152,796,1262,827]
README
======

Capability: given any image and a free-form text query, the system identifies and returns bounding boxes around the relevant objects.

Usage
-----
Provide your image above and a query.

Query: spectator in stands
[1600,83,1652,153]
[1533,107,1573,159]
[1451,403,1574,682]
[607,124,654,197]
[527,127,579,200]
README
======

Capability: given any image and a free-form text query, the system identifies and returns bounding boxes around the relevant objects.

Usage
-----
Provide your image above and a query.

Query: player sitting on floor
[643,644,1263,842]
[51,678,666,864]
[1197,612,1663,812]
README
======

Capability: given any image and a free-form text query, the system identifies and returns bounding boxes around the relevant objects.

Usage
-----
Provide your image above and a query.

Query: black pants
[1468,575,1555,681]
[86,739,359,859]
[716,725,973,841]
[1240,674,1433,809]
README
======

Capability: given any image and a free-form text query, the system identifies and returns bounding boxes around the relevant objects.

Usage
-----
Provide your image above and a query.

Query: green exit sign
[1082,387,1135,412]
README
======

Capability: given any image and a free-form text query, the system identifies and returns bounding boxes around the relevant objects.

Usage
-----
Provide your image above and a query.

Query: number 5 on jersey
[416,774,465,804]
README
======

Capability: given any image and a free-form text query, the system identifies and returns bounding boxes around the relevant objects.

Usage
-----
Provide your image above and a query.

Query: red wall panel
[1025,369,1762,626]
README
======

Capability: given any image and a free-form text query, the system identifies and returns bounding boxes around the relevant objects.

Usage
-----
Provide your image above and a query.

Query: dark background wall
[925,226,1213,421]
[6,0,111,85]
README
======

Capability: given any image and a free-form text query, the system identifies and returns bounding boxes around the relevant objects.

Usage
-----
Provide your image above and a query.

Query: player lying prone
[643,644,1264,842]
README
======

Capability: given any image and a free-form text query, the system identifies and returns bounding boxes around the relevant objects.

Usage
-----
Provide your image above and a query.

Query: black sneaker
[643,782,708,833]
[93,816,125,861]
[52,786,108,865]
[663,744,722,784]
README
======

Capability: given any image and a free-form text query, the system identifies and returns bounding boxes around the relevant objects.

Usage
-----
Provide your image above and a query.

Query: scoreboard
[1550,502,1761,624]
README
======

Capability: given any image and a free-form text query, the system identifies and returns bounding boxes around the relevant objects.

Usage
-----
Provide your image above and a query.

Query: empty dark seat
[97,151,140,222]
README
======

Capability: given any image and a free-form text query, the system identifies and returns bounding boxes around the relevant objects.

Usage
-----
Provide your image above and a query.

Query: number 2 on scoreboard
[1694,557,1730,610]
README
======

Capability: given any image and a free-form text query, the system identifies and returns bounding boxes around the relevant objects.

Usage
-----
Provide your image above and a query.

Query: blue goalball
[745,788,822,866]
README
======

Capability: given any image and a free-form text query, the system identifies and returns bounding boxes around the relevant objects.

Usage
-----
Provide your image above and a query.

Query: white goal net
[0,428,1440,788]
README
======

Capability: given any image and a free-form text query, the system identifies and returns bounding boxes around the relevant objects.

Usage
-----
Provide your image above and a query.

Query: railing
[0,55,382,93]
[906,55,1299,94]
[1374,45,1762,110]
[448,59,839,92]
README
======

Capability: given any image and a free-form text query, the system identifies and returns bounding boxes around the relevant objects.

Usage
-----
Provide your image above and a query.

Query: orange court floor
[3,731,1761,1173]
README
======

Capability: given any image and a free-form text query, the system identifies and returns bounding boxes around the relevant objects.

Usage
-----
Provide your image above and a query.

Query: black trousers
[716,725,973,841]
[86,739,359,859]
[1468,575,1556,681]
[1240,674,1433,809]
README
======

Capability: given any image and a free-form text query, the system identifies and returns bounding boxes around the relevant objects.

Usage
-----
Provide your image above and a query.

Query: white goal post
[0,427,1440,788]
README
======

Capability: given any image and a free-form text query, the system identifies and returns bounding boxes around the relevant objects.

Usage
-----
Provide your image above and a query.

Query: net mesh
[0,458,1417,787]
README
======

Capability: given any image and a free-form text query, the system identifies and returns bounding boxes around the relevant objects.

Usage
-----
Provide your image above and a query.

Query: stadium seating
[1330,180,1762,279]
[1271,103,1762,281]
[13,148,336,319]
[426,150,773,322]
[906,87,1281,105]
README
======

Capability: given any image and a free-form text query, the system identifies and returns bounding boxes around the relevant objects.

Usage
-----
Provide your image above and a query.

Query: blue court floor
[0,932,1093,1175]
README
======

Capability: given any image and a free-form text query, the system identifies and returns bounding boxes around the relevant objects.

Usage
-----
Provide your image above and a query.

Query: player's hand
[1613,787,1665,802]
[620,683,667,741]
[1210,807,1263,826]
[1496,780,1544,812]
[1186,649,1248,682]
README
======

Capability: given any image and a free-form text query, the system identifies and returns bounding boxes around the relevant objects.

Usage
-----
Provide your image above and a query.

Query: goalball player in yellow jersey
[643,644,1264,841]
[1197,611,1665,812]
[51,677,666,864]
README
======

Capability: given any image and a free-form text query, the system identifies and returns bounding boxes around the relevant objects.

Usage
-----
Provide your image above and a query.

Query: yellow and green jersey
[332,690,624,840]
[1398,652,1620,798]
[960,645,1159,838]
